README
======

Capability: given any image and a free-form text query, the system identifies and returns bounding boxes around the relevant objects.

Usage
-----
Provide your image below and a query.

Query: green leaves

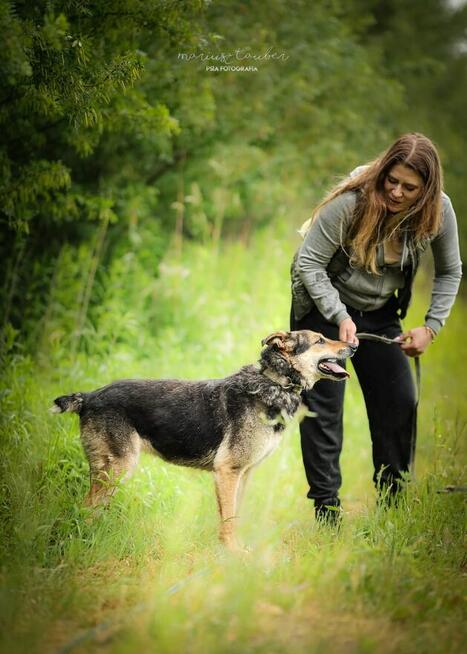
[1,160,71,231]
[0,0,186,237]
[1,0,466,353]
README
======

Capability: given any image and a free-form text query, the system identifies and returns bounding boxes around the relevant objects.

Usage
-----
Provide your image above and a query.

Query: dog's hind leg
[80,420,141,508]
[213,465,243,550]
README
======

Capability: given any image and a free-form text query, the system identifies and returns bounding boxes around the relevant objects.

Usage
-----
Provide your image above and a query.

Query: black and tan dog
[52,330,355,549]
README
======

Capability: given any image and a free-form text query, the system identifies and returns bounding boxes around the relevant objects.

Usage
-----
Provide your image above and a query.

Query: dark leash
[355,332,420,477]
[436,485,467,494]
[354,335,466,495]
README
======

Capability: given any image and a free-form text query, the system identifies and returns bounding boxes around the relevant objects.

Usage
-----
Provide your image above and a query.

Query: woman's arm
[424,194,462,334]
[297,192,357,327]
[399,194,462,356]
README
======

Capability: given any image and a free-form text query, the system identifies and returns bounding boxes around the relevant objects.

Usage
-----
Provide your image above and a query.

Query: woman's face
[383,163,424,213]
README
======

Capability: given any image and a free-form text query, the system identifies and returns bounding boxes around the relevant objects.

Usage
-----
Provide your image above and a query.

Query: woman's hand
[339,318,359,345]
[396,326,434,357]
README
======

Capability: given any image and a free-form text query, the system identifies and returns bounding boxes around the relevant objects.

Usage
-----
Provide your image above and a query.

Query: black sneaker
[315,498,342,527]
[376,479,404,509]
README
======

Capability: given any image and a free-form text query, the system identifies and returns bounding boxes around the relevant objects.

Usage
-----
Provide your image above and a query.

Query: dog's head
[260,330,356,389]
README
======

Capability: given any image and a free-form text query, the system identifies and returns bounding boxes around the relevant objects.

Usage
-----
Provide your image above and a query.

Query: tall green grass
[1,225,465,654]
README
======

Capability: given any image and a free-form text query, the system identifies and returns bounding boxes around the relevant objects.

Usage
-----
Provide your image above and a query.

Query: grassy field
[1,225,466,654]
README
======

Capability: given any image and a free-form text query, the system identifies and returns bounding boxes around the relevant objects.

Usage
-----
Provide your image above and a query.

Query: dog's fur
[52,330,355,549]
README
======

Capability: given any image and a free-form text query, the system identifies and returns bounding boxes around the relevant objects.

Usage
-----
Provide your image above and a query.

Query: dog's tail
[50,392,84,414]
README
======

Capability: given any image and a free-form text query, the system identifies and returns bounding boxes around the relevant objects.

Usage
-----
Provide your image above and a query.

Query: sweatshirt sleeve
[424,194,463,334]
[297,192,356,325]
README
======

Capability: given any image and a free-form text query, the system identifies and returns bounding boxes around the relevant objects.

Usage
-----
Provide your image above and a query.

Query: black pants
[290,296,417,505]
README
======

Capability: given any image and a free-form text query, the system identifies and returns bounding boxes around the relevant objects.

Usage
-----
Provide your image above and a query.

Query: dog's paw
[223,540,251,556]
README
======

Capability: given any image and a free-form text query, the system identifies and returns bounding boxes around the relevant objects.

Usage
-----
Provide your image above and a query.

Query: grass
[0,224,466,654]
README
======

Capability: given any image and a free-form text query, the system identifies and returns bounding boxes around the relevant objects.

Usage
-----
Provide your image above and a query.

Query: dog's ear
[261,331,291,350]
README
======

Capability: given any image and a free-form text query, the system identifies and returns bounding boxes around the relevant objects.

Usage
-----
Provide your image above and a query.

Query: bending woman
[290,133,462,522]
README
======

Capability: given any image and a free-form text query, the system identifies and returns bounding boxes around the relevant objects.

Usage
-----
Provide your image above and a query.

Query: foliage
[0,0,207,343]
[2,1,467,355]
[0,0,412,350]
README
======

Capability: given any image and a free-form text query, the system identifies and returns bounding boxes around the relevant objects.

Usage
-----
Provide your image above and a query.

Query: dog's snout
[338,342,358,357]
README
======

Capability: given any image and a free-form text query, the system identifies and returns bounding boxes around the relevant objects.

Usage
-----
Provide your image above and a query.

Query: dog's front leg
[236,468,251,513]
[213,466,242,550]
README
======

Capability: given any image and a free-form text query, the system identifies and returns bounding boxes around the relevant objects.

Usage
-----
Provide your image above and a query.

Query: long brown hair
[311,133,443,273]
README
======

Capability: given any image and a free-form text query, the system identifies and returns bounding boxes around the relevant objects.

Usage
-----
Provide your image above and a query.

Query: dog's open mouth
[317,358,349,380]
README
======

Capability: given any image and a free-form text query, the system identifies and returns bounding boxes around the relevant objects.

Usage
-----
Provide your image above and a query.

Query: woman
[290,133,462,522]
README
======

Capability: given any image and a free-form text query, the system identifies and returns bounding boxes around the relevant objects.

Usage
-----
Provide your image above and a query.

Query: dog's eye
[316,337,325,345]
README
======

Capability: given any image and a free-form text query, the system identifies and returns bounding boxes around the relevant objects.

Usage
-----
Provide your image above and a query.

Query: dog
[51,330,356,550]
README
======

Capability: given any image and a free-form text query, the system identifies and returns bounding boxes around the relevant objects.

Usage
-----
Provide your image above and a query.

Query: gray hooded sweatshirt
[292,186,462,334]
